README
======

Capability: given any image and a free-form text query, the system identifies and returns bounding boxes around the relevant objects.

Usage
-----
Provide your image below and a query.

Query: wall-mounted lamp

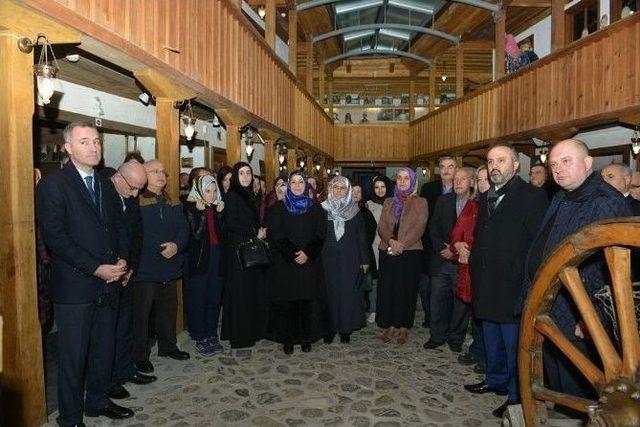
[539,147,549,164]
[632,124,640,156]
[421,167,427,177]
[441,74,447,82]
[258,5,266,19]
[18,33,60,104]
[212,114,220,127]
[240,123,264,160]
[326,168,332,175]
[181,100,196,141]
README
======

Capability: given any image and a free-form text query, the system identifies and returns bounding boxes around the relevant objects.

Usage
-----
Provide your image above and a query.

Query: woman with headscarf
[184,175,225,356]
[376,167,428,345]
[264,171,329,354]
[260,174,287,224]
[364,175,393,323]
[220,162,268,348]
[321,176,370,344]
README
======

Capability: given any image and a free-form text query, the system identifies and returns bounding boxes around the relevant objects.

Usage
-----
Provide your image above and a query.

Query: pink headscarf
[505,34,519,59]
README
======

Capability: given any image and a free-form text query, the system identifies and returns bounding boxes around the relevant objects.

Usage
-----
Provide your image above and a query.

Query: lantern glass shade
[278,154,285,164]
[184,124,195,140]
[246,142,255,157]
[36,64,58,104]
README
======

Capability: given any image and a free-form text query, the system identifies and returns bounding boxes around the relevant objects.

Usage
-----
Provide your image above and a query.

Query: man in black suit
[418,156,456,327]
[100,161,158,400]
[36,122,134,426]
[424,167,475,352]
[601,162,640,215]
[464,144,548,418]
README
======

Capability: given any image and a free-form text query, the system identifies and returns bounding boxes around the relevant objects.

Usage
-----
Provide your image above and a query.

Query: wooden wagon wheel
[519,218,640,426]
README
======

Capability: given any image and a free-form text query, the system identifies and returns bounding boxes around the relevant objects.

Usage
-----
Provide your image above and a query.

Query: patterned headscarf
[187,175,222,206]
[392,167,417,224]
[284,171,314,215]
[321,175,359,241]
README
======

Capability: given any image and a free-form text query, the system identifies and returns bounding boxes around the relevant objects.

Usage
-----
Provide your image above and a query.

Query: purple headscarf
[392,167,417,223]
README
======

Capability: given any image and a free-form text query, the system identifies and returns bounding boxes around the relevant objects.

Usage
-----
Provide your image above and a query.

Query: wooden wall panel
[27,0,331,155]
[334,125,409,162]
[410,14,640,159]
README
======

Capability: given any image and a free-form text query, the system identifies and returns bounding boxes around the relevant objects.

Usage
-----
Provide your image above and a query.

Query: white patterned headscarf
[187,175,222,206]
[321,175,359,241]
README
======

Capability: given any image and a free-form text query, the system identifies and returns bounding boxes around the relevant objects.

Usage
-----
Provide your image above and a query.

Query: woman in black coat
[220,162,267,349]
[265,171,329,354]
[321,176,370,344]
[184,175,225,356]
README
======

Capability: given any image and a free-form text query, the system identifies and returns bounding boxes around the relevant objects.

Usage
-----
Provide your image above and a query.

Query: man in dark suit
[37,122,134,426]
[100,161,158,400]
[601,162,640,215]
[418,156,456,327]
[464,144,548,418]
[524,141,631,403]
[424,167,475,352]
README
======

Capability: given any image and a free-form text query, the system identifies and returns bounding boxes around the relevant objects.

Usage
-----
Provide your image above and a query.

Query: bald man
[99,161,156,400]
[131,159,190,374]
[631,172,640,201]
[524,139,631,400]
[601,163,640,215]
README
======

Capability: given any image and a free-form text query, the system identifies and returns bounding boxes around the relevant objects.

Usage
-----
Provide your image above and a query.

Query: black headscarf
[370,175,393,205]
[229,162,259,216]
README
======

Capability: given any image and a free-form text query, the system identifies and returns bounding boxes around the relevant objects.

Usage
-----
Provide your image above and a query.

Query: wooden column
[134,68,197,333]
[429,63,436,112]
[319,62,326,106]
[287,146,298,172]
[409,79,416,121]
[306,153,314,176]
[304,42,314,93]
[328,78,334,116]
[551,0,565,52]
[0,31,46,427]
[495,11,506,80]
[288,10,298,76]
[265,0,276,49]
[456,46,464,98]
[226,125,242,166]
[264,139,276,185]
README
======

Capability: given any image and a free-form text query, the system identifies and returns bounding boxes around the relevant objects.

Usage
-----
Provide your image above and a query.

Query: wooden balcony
[410,13,640,159]
[333,124,409,163]
[21,0,333,156]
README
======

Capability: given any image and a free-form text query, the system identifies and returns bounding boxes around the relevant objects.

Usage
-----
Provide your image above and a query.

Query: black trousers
[112,286,137,386]
[54,293,117,426]
[132,280,178,362]
[543,339,599,400]
[429,262,463,344]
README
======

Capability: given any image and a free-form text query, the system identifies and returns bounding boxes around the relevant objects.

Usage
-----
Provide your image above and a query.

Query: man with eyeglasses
[131,159,191,374]
[99,160,157,401]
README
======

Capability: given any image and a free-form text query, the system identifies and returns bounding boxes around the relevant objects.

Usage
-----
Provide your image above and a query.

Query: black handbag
[236,238,271,270]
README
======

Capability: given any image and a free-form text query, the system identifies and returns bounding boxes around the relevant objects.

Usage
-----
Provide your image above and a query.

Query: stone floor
[46,317,505,426]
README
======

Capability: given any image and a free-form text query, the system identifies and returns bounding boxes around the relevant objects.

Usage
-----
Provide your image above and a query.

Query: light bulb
[315,164,321,171]
[540,153,547,163]
[421,167,427,176]
[184,123,195,141]
[326,168,331,174]
[441,75,447,82]
[632,142,640,155]
[278,154,285,164]
[258,5,266,19]
[299,160,305,168]
[37,76,56,104]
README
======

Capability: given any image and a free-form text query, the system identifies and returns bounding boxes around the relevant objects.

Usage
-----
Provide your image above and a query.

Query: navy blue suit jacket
[36,163,129,303]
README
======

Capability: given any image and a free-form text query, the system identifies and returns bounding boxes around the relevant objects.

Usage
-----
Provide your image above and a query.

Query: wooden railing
[333,124,409,163]
[23,0,333,155]
[410,13,640,159]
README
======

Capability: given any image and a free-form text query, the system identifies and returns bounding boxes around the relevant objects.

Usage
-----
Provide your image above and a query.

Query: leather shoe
[464,381,508,396]
[133,360,154,373]
[159,349,190,360]
[283,344,294,355]
[301,343,311,353]
[448,342,463,353]
[85,401,134,419]
[422,340,444,350]
[108,384,130,400]
[323,335,335,344]
[126,372,157,385]
[492,400,516,418]
[458,352,478,365]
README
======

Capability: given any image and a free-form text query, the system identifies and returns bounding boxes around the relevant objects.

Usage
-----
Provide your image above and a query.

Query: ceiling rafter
[324,48,431,65]
[313,23,460,45]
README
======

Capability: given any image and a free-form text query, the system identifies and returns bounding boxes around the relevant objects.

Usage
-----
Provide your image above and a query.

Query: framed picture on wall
[181,157,193,168]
